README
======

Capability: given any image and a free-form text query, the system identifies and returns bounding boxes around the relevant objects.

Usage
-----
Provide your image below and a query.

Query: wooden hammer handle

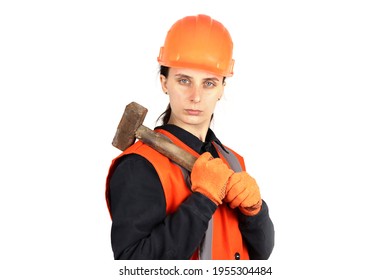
[135,125,197,171]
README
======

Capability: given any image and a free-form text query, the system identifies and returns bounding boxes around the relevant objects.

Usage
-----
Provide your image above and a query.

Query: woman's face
[160,67,225,138]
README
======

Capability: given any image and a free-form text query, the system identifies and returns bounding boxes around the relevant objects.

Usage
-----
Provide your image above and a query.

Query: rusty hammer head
[112,102,148,151]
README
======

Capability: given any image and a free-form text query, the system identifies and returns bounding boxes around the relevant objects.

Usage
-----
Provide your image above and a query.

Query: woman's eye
[178,78,190,84]
[205,81,216,88]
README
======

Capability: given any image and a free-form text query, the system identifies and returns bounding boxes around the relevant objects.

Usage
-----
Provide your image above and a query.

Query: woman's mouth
[185,109,202,116]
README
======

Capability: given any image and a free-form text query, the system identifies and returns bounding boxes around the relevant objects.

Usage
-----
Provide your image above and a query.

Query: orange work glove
[191,152,234,205]
[225,171,262,216]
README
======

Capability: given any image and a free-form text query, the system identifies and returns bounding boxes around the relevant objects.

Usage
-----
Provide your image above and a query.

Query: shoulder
[114,153,156,174]
[111,141,178,186]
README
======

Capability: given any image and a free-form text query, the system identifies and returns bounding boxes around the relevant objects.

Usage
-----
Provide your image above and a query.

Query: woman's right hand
[190,152,234,205]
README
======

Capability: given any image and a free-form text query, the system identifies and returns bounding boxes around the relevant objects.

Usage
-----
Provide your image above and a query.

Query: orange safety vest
[106,128,250,260]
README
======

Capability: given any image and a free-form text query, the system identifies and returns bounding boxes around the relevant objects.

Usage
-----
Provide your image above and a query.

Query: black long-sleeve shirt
[108,124,274,259]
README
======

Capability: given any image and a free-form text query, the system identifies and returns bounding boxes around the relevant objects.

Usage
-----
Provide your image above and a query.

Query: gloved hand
[225,171,262,216]
[191,152,234,205]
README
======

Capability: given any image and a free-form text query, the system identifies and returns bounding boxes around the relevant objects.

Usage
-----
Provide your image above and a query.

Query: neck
[167,121,209,142]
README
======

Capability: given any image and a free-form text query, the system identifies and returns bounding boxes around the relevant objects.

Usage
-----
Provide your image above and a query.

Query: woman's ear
[218,86,225,100]
[160,75,168,93]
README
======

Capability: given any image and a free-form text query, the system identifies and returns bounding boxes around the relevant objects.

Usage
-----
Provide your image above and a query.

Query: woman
[106,14,274,260]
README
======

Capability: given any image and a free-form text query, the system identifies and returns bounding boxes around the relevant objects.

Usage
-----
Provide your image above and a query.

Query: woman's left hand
[224,171,262,216]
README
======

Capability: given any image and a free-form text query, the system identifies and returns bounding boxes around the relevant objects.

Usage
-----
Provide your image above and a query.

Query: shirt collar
[155,124,227,154]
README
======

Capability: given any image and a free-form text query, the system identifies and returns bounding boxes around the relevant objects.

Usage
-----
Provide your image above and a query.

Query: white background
[1,0,389,279]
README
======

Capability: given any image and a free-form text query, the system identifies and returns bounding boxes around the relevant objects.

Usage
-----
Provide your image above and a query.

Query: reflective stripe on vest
[176,141,246,260]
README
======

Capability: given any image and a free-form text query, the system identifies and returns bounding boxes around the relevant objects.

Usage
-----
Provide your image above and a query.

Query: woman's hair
[156,66,171,125]
[156,65,225,126]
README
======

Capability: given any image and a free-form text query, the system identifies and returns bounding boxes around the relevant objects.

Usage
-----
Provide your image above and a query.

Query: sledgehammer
[112,102,197,171]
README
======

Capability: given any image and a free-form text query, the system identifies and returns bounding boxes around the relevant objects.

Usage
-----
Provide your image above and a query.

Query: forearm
[238,200,275,260]
[113,193,216,260]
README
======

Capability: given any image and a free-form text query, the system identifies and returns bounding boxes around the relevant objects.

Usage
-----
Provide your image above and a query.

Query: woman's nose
[190,86,201,103]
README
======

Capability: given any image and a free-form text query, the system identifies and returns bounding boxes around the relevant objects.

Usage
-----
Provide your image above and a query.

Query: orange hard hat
[158,14,234,77]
